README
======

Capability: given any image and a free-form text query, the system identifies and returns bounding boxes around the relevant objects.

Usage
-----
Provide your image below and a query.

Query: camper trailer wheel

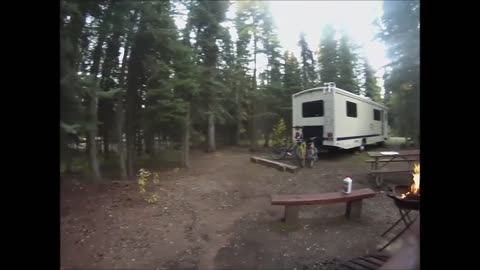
[359,139,367,152]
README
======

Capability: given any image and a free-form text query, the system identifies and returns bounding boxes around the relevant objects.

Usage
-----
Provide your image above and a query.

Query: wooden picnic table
[366,150,420,187]
[367,150,420,170]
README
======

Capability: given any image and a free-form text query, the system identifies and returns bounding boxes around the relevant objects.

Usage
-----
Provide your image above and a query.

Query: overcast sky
[177,1,387,91]
[266,1,385,72]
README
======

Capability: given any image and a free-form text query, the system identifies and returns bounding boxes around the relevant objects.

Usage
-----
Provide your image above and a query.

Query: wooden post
[345,200,363,220]
[284,206,299,225]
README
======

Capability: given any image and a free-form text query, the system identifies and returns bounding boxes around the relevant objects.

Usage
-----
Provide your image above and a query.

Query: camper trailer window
[302,100,324,117]
[346,101,357,118]
[374,109,381,121]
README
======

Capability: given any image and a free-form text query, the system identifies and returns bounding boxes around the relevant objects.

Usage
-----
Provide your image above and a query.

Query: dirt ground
[61,145,416,270]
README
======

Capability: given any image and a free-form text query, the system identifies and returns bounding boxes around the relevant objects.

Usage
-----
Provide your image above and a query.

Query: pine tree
[282,51,302,130]
[336,34,360,94]
[258,7,283,147]
[298,32,317,89]
[317,25,338,84]
[378,0,419,140]
[234,0,268,150]
[233,3,252,145]
[363,59,382,102]
[125,1,183,176]
[83,0,116,181]
[188,0,229,152]
[174,6,200,167]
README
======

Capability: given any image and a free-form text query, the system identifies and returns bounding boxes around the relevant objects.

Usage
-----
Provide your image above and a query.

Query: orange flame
[400,163,420,199]
[411,163,420,194]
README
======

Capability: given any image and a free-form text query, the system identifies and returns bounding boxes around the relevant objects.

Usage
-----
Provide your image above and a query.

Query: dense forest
[60,0,419,181]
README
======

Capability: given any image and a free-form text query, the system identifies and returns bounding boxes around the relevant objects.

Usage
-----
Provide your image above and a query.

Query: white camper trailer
[292,83,389,151]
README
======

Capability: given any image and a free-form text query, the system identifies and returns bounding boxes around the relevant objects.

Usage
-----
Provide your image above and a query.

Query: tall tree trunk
[263,130,270,148]
[85,5,113,182]
[249,28,258,152]
[62,133,74,174]
[103,128,110,160]
[136,130,143,157]
[64,2,88,69]
[115,98,127,180]
[112,8,138,180]
[248,109,255,151]
[87,95,102,181]
[65,151,73,174]
[126,12,146,178]
[235,92,241,145]
[126,109,135,178]
[144,130,155,157]
[182,103,191,168]
[207,111,216,152]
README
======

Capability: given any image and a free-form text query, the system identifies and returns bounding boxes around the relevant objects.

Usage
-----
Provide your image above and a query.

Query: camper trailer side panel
[333,92,385,149]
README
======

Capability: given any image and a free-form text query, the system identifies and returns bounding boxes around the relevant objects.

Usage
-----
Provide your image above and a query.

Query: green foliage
[137,168,160,204]
[60,0,403,179]
[363,60,382,102]
[378,0,419,139]
[318,25,338,83]
[283,52,302,95]
[298,32,317,89]
[279,51,302,129]
[97,88,123,99]
[187,0,229,118]
[271,118,287,147]
[336,34,360,94]
[60,122,82,134]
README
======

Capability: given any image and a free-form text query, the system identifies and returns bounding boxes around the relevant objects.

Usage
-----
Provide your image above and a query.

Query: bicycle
[270,135,318,168]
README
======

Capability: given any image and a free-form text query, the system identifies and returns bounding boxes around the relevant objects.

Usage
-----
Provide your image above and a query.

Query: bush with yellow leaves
[137,168,160,204]
[271,118,287,147]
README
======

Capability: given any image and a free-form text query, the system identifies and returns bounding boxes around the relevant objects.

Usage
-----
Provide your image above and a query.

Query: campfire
[380,163,420,251]
[387,163,420,211]
[400,163,420,200]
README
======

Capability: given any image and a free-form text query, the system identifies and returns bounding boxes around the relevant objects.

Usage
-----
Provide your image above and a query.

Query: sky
[176,1,387,91]
[266,1,386,73]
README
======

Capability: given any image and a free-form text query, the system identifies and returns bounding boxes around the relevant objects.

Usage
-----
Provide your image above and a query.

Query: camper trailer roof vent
[323,82,335,93]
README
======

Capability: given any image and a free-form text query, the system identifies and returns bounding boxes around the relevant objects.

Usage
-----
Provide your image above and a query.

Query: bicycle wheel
[307,147,318,168]
[295,143,306,168]
[270,144,288,160]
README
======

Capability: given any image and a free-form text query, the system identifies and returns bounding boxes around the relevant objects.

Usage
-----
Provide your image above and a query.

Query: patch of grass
[136,149,182,171]
[354,151,370,162]
[386,137,407,146]
[238,138,270,147]
[60,149,183,179]
[269,221,300,233]
[60,158,89,175]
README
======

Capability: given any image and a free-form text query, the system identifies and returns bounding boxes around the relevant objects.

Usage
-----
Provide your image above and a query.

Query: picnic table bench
[365,157,418,170]
[271,188,376,224]
[366,150,419,187]
[250,156,298,173]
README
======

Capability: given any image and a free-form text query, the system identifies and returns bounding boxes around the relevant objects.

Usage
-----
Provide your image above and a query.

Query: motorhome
[292,83,389,151]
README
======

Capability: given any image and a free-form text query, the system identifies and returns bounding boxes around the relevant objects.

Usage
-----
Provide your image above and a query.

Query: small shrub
[271,118,287,147]
[137,168,160,204]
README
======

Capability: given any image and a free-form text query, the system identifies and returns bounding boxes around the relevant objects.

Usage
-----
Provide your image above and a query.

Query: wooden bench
[271,188,376,224]
[369,168,413,187]
[250,156,298,173]
[365,158,418,163]
[365,158,418,170]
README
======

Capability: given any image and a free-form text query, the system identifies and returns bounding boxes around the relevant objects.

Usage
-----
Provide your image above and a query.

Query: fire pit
[387,185,420,211]
[379,163,420,251]
[387,163,420,210]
